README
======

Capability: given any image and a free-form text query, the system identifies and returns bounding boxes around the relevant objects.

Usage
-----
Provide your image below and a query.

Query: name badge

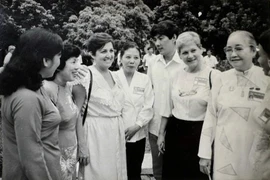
[133,87,144,94]
[248,90,265,102]
[194,77,208,86]
[259,108,270,124]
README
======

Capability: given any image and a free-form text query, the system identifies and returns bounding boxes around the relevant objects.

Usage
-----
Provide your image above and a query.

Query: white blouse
[161,66,220,121]
[114,69,154,142]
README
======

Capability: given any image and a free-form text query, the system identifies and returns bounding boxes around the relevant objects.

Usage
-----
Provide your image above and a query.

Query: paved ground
[141,152,155,179]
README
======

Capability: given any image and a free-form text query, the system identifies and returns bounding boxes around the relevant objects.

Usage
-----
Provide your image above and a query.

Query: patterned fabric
[60,145,77,180]
[43,81,79,180]
[251,80,270,179]
[199,66,269,180]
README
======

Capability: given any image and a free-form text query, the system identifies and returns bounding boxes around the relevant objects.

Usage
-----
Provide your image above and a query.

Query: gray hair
[176,31,202,52]
[228,30,257,51]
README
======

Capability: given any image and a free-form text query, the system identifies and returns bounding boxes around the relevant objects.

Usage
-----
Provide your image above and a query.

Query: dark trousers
[126,138,146,180]
[162,116,208,180]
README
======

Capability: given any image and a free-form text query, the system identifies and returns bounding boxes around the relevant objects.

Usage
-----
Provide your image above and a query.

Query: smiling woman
[198,31,269,180]
[43,44,90,180]
[158,31,220,180]
[78,33,128,180]
[114,41,154,180]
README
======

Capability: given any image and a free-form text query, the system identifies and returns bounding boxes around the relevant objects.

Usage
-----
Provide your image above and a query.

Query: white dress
[251,78,270,180]
[198,65,269,180]
[81,66,127,180]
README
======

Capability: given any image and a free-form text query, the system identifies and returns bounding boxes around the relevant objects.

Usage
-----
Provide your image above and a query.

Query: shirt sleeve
[147,59,153,84]
[135,77,154,127]
[198,75,222,159]
[159,76,174,118]
[12,95,53,180]
[142,55,146,63]
[213,56,218,65]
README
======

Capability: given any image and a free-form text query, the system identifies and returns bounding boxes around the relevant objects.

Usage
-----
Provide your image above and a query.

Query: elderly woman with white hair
[157,31,220,180]
[199,31,269,180]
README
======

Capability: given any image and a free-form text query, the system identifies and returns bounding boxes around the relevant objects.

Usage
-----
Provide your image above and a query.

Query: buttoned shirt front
[115,69,154,142]
[147,51,185,136]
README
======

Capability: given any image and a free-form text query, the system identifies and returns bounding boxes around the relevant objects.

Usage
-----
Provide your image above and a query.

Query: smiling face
[57,56,80,82]
[153,35,176,56]
[225,33,256,71]
[91,42,115,70]
[258,44,270,76]
[121,47,141,74]
[178,41,202,71]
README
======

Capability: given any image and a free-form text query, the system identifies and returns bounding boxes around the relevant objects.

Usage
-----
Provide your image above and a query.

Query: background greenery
[0,0,269,71]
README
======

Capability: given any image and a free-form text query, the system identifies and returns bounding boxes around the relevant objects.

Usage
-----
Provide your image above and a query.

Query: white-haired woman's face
[178,41,202,69]
[224,33,255,71]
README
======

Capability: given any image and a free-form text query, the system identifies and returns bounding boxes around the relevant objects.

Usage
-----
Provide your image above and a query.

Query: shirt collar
[156,50,183,64]
[234,64,254,76]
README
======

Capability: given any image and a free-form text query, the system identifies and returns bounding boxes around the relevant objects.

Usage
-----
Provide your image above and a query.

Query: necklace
[179,67,203,97]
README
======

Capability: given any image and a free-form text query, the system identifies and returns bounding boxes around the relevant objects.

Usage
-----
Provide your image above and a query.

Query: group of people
[0,19,270,180]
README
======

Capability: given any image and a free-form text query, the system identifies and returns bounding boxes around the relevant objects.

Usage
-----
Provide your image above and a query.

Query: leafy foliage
[64,0,154,50]
[1,0,270,71]
[152,0,270,71]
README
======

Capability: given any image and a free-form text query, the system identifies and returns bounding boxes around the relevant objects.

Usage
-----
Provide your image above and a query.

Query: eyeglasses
[223,46,253,55]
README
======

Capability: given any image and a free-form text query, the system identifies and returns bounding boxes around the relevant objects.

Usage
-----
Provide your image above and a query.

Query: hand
[125,125,141,141]
[157,134,165,154]
[199,158,211,175]
[78,143,90,166]
[75,65,89,80]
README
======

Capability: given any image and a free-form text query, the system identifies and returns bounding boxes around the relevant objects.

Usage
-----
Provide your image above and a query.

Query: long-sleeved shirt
[115,69,154,142]
[1,87,61,180]
[147,51,185,136]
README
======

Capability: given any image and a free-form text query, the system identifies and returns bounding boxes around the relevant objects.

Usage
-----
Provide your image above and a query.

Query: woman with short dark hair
[43,44,90,180]
[115,41,154,180]
[78,32,127,180]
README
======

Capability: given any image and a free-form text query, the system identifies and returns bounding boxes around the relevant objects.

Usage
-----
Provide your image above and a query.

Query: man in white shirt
[147,20,185,180]
[203,49,218,68]
[142,46,156,73]
[3,45,15,67]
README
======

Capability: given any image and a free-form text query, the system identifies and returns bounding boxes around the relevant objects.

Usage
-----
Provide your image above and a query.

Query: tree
[0,5,19,65]
[5,0,56,33]
[198,0,270,59]
[153,0,270,63]
[64,0,154,50]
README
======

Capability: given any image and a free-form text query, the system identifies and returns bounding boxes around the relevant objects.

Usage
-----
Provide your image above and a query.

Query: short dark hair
[150,20,179,39]
[0,28,63,96]
[258,28,270,59]
[48,44,81,80]
[119,41,141,59]
[85,33,114,55]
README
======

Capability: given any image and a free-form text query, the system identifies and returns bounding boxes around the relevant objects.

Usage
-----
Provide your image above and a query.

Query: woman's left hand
[78,144,90,166]
[125,125,141,141]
